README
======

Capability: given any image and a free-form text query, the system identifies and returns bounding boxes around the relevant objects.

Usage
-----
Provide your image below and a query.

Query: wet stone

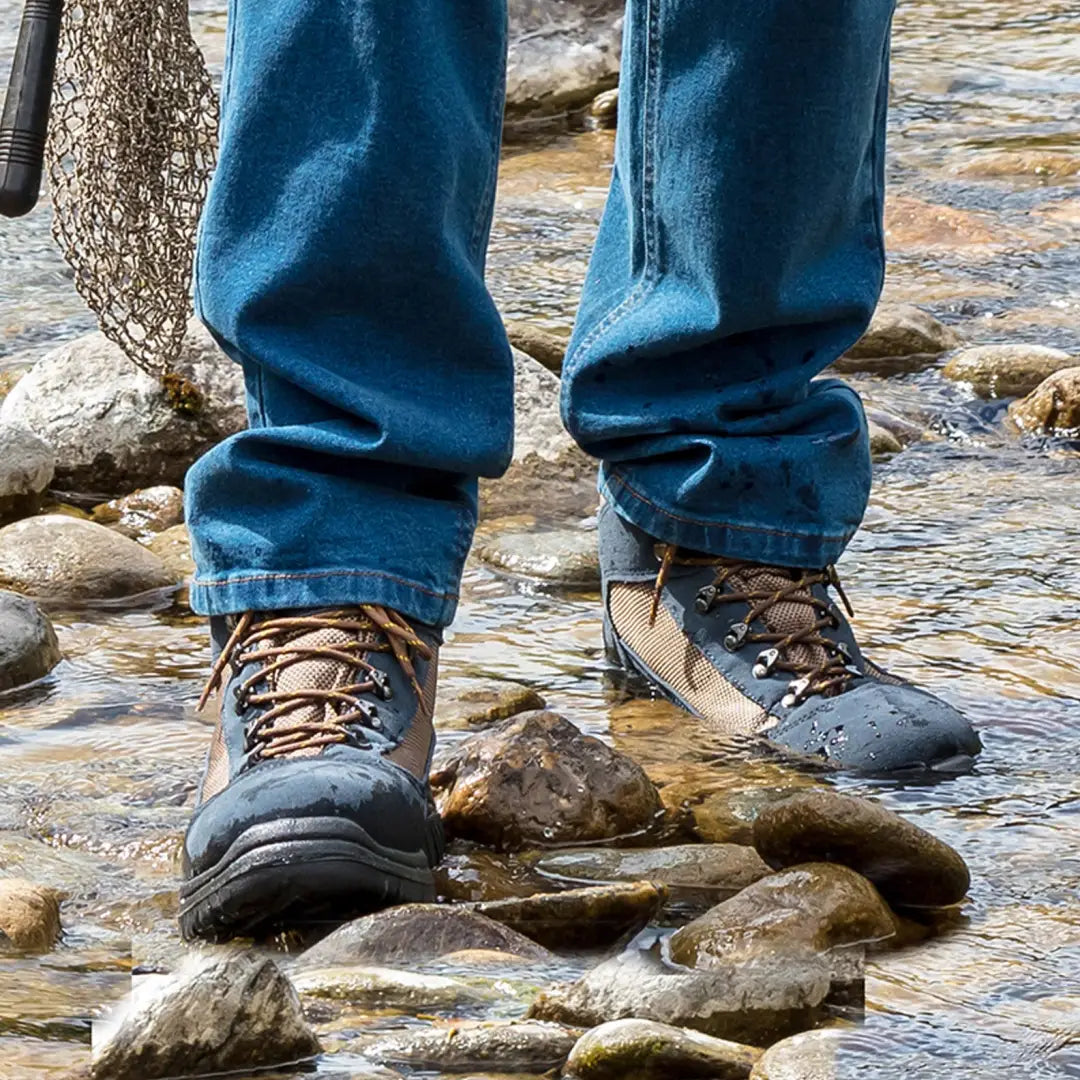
[536,844,771,898]
[437,678,547,731]
[529,945,831,1046]
[748,1027,851,1080]
[0,877,61,952]
[471,881,667,950]
[431,711,663,851]
[92,486,185,541]
[834,303,960,374]
[435,848,555,903]
[91,953,320,1080]
[868,421,903,460]
[0,515,177,604]
[565,1018,762,1080]
[587,87,620,129]
[0,590,62,692]
[943,344,1077,400]
[865,407,925,448]
[1007,366,1080,435]
[0,423,55,522]
[475,524,600,587]
[292,965,501,1012]
[143,524,195,583]
[505,320,567,374]
[667,863,897,970]
[365,1019,581,1074]
[752,790,971,909]
[295,903,555,970]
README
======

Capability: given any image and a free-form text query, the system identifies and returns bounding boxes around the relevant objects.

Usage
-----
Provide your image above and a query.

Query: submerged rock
[566,1018,762,1080]
[667,863,897,970]
[0,516,177,603]
[92,487,185,541]
[530,946,831,1046]
[1007,366,1080,435]
[292,964,500,1012]
[835,303,960,374]
[0,423,55,521]
[0,590,62,692]
[536,844,770,897]
[295,903,554,970]
[943,344,1077,400]
[366,1019,580,1074]
[436,678,547,731]
[752,790,971,909]
[435,849,555,903]
[0,320,245,496]
[748,1027,850,1079]
[475,523,600,587]
[91,953,319,1080]
[0,878,61,952]
[431,711,663,850]
[471,881,667,949]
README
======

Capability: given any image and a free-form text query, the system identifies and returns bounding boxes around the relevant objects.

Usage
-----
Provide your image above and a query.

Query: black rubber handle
[0,0,63,218]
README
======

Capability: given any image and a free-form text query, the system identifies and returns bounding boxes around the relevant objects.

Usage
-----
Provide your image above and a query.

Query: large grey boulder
[0,423,55,520]
[0,590,62,691]
[507,1,623,119]
[0,320,245,496]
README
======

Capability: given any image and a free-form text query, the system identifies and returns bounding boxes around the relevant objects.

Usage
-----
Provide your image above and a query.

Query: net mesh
[46,0,218,378]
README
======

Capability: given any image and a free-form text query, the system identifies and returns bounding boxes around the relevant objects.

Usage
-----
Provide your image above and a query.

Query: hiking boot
[179,606,444,942]
[599,502,981,773]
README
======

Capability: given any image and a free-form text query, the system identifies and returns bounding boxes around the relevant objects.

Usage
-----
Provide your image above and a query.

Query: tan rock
[943,344,1077,399]
[92,486,184,540]
[505,320,567,374]
[1007,366,1080,435]
[474,522,600,586]
[868,421,902,459]
[836,303,960,373]
[0,878,61,952]
[143,524,195,583]
[436,677,546,731]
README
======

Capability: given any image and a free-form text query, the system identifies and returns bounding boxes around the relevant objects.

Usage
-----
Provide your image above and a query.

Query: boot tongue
[726,565,829,674]
[250,624,378,758]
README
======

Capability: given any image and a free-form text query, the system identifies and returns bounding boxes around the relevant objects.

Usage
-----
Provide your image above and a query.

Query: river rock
[530,946,831,1046]
[1007,366,1080,435]
[942,344,1077,399]
[366,1020,581,1074]
[0,878,61,952]
[835,304,960,374]
[868,421,902,459]
[0,423,55,521]
[667,863,897,970]
[437,678,546,732]
[506,0,622,120]
[471,881,666,949]
[480,349,596,520]
[0,516,177,603]
[0,591,62,692]
[435,849,555,903]
[292,965,500,1011]
[295,903,555,970]
[752,790,971,909]
[91,953,319,1080]
[505,320,567,374]
[588,87,620,129]
[0,320,245,496]
[566,1019,762,1080]
[92,487,185,541]
[143,524,195,582]
[748,1027,849,1080]
[536,844,771,897]
[865,407,925,447]
[475,524,600,587]
[431,711,663,850]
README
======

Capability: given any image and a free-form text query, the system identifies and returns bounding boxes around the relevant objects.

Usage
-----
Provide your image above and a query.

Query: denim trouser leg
[563,0,894,569]
[186,1,511,626]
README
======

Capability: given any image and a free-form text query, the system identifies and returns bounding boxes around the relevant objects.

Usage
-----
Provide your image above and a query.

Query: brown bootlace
[651,545,858,707]
[197,607,433,759]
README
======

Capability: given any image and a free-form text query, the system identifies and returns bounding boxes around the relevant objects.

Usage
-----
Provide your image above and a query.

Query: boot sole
[178,816,439,943]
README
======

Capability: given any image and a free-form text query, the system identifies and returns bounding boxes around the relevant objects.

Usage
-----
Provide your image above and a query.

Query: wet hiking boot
[179,606,444,942]
[599,503,981,773]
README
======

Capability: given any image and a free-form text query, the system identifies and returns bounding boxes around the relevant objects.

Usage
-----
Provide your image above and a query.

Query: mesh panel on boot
[609,583,770,734]
[200,719,229,803]
[726,568,827,673]
[387,660,438,779]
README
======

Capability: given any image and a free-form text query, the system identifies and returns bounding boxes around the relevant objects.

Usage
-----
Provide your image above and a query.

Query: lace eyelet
[752,648,780,679]
[781,677,811,708]
[695,585,718,614]
[723,623,750,652]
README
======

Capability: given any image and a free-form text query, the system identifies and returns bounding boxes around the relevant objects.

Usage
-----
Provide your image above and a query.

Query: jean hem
[601,468,855,570]
[188,567,460,627]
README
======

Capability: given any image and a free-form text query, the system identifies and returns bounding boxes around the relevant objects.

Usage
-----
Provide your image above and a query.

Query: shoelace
[651,544,858,708]
[197,607,433,760]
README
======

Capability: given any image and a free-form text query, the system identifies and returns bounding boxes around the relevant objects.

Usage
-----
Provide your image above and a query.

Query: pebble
[1007,366,1080,435]
[431,711,663,851]
[752,790,971,908]
[0,423,55,521]
[365,1019,581,1074]
[0,516,177,603]
[565,1018,762,1080]
[475,524,600,587]
[92,486,185,541]
[0,877,61,952]
[587,87,620,129]
[0,590,62,692]
[436,678,546,731]
[943,344,1077,399]
[868,421,903,459]
[471,881,667,950]
[0,320,245,495]
[91,953,320,1079]
[835,303,960,374]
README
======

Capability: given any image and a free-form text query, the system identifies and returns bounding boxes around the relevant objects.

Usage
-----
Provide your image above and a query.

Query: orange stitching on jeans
[191,568,458,602]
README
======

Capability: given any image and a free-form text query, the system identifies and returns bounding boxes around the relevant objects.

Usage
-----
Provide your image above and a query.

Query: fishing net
[46,0,218,378]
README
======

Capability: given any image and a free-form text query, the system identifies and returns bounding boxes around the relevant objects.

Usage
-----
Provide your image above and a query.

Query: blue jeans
[188,0,891,628]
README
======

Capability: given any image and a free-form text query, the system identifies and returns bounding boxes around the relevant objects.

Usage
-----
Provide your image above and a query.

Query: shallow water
[1,1,1079,1077]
